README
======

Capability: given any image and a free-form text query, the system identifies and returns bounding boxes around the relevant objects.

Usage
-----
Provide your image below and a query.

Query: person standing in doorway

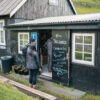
[44,37,53,72]
[26,38,42,89]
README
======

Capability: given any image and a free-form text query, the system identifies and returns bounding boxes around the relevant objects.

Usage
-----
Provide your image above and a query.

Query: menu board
[52,30,68,83]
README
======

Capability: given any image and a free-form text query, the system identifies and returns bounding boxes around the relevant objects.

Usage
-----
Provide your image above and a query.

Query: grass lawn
[81,94,100,100]
[0,82,38,100]
[72,0,100,14]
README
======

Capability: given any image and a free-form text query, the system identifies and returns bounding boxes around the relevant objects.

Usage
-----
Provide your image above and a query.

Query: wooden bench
[0,76,57,100]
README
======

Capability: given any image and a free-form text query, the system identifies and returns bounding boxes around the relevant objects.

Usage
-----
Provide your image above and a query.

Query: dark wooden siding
[7,31,24,65]
[0,18,27,57]
[14,0,74,19]
[0,18,18,57]
[70,30,100,92]
[0,49,7,57]
[0,18,15,57]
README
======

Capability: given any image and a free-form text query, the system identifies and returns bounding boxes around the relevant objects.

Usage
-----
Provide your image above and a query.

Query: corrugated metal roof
[0,0,26,16]
[10,13,100,26]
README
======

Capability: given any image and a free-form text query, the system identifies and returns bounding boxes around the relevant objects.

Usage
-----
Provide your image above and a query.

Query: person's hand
[39,68,42,72]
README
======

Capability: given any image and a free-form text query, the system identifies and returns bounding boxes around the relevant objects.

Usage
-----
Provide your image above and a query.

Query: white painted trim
[10,0,27,17]
[0,19,6,46]
[18,32,29,54]
[72,33,95,66]
[69,0,77,14]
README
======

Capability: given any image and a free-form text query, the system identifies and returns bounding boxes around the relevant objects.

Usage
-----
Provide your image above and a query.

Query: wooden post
[40,54,43,66]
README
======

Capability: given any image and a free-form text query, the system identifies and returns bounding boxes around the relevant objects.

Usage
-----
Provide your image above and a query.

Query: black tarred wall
[0,18,15,57]
[70,30,100,92]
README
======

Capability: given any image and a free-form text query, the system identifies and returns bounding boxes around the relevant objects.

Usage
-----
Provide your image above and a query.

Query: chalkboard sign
[52,30,69,84]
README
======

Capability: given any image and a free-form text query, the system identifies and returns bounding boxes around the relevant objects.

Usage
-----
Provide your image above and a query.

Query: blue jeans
[29,69,38,85]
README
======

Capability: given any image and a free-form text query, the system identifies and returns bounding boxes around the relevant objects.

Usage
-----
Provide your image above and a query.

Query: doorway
[38,30,52,77]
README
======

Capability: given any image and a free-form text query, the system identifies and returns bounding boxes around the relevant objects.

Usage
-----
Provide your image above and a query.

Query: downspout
[67,30,71,86]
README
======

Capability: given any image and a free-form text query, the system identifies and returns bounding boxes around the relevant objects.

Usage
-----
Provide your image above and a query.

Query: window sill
[0,45,6,49]
[72,61,95,67]
[18,51,22,54]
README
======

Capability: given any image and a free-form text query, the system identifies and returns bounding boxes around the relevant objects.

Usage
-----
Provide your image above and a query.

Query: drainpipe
[67,30,71,86]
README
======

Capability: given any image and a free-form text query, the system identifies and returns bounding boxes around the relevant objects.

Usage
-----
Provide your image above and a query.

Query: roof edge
[68,0,77,14]
[5,21,100,29]
[10,0,27,18]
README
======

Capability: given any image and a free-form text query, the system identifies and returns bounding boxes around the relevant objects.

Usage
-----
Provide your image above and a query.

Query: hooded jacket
[26,44,40,69]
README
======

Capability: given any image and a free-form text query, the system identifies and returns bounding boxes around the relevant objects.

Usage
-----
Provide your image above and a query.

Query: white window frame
[49,0,58,5]
[18,32,29,54]
[72,33,95,65]
[0,20,5,46]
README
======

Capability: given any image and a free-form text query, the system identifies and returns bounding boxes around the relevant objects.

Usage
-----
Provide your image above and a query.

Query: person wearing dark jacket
[22,43,30,67]
[44,37,52,72]
[26,38,42,89]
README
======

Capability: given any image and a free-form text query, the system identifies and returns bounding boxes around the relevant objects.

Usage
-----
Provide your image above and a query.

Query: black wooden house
[6,13,100,92]
[0,0,76,56]
[0,0,76,69]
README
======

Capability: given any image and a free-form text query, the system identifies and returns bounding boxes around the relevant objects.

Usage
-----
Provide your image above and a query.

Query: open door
[38,30,52,77]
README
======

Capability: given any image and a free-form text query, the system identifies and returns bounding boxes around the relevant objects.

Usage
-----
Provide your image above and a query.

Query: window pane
[0,24,1,29]
[75,36,83,43]
[20,46,23,51]
[20,40,23,45]
[84,45,92,53]
[0,23,3,29]
[24,35,28,40]
[20,34,23,40]
[75,44,83,52]
[0,31,1,42]
[1,31,4,43]
[84,36,92,44]
[1,38,4,43]
[49,0,58,5]
[84,53,92,61]
[24,41,28,45]
[75,52,82,60]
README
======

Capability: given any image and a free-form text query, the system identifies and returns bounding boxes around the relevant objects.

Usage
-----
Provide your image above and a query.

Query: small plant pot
[14,65,22,74]
[24,70,29,75]
[14,68,19,73]
[18,70,24,75]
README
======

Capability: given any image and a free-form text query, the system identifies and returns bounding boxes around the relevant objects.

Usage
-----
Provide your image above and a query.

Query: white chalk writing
[53,39,67,45]
[53,67,68,76]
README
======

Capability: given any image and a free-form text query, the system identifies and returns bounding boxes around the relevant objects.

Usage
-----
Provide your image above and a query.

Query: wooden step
[0,76,57,100]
